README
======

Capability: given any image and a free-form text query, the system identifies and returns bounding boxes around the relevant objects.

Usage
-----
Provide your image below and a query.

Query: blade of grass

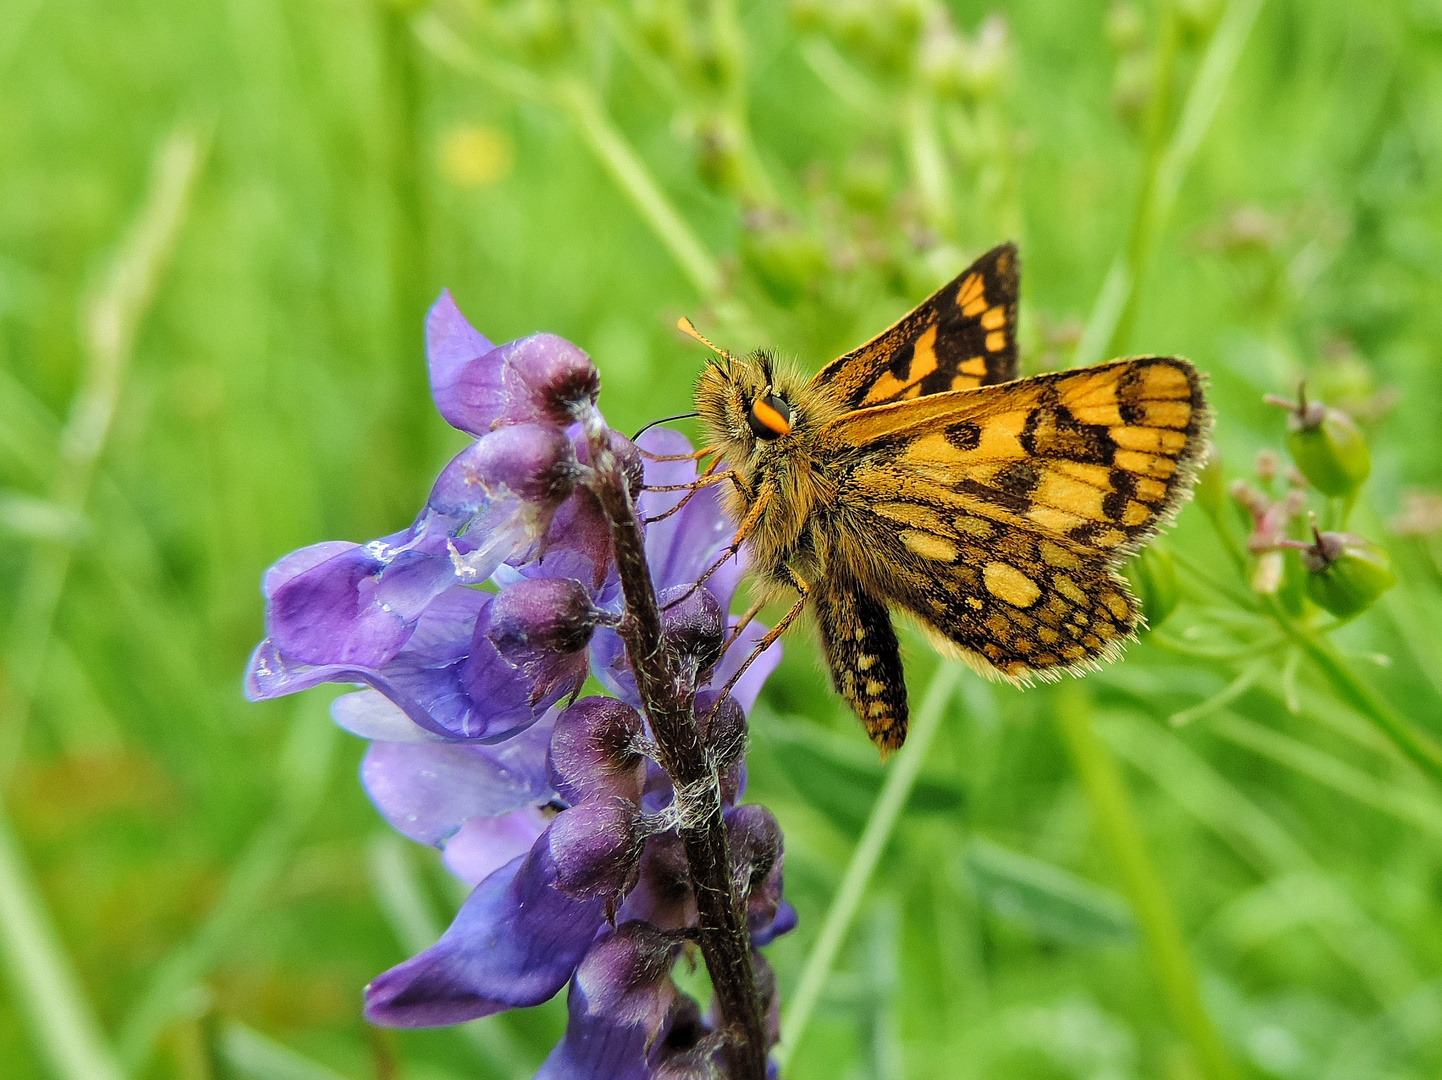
[774,662,961,1072]
[1055,687,1239,1080]
[1075,0,1265,366]
[0,805,124,1080]
[218,1022,355,1080]
[0,123,206,787]
[117,696,338,1073]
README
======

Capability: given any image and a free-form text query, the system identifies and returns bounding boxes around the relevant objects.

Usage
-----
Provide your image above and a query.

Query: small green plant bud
[1123,543,1180,630]
[1292,527,1395,619]
[1266,385,1370,498]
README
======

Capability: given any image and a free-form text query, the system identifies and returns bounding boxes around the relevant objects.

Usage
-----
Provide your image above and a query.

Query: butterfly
[676,243,1210,754]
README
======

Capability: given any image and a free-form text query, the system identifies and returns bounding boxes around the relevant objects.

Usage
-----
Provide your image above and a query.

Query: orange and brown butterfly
[672,243,1210,755]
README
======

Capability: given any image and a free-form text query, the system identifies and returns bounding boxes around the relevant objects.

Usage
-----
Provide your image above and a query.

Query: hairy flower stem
[583,416,768,1080]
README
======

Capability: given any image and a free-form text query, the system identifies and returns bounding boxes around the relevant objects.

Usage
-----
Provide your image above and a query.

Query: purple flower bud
[549,799,647,902]
[695,692,747,772]
[658,585,724,677]
[499,333,601,425]
[430,424,579,517]
[535,922,680,1080]
[726,804,781,900]
[488,577,600,661]
[620,831,695,931]
[549,698,646,806]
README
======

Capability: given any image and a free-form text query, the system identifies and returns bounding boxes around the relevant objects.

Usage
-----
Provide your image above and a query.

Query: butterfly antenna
[677,316,731,370]
[632,411,700,444]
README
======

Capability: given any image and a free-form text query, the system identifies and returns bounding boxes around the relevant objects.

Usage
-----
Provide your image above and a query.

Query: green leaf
[965,839,1136,946]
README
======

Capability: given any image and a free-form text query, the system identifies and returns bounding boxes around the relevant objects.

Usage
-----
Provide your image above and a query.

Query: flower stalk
[582,414,769,1080]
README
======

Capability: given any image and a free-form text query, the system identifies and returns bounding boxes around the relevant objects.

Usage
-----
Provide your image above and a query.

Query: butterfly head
[695,349,812,467]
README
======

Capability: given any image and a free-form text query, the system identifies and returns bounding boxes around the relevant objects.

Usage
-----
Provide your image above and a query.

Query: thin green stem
[554,76,723,298]
[1055,686,1239,1080]
[0,125,205,790]
[0,806,124,1080]
[1262,596,1442,784]
[1075,0,1265,367]
[775,663,961,1072]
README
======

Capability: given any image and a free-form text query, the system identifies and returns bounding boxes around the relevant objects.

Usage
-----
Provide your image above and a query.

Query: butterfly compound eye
[746,394,792,440]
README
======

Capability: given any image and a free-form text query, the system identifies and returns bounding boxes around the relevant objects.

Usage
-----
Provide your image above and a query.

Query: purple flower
[247,291,793,1077]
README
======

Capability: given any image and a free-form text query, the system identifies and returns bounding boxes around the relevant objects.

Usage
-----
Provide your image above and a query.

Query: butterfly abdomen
[813,575,909,754]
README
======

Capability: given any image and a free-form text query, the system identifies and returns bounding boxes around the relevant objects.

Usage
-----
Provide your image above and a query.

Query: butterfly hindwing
[810,243,1019,411]
[821,357,1209,682]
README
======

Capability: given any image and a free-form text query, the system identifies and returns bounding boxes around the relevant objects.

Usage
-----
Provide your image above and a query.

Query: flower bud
[1269,386,1371,498]
[432,423,579,516]
[1298,530,1395,619]
[499,333,601,424]
[549,800,646,902]
[573,922,677,1021]
[549,698,646,806]
[1122,543,1180,630]
[658,585,724,677]
[695,691,747,772]
[725,804,781,901]
[487,577,599,661]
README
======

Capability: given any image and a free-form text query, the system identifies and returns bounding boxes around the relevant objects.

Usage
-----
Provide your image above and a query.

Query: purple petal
[498,334,601,426]
[331,690,443,743]
[443,806,550,887]
[365,838,607,1027]
[267,543,458,668]
[618,832,695,932]
[362,717,555,845]
[534,923,679,1080]
[427,290,502,436]
[263,541,359,598]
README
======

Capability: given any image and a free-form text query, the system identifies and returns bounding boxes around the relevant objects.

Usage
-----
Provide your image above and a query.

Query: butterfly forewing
[810,244,1020,410]
[821,357,1209,682]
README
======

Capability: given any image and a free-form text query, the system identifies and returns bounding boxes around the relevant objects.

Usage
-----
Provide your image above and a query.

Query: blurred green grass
[2,0,1442,1078]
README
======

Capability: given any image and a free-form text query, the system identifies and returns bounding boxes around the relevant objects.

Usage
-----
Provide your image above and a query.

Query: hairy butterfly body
[693,244,1210,753]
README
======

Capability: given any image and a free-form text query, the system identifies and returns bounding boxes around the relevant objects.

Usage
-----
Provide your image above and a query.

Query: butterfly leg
[720,596,767,653]
[709,570,810,708]
[814,577,909,755]
[660,485,774,611]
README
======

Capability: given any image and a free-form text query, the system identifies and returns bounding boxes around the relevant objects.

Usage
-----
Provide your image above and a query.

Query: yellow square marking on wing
[1113,450,1177,479]
[1134,477,1168,502]
[985,330,1007,352]
[1121,500,1151,526]
[955,515,995,538]
[1139,400,1192,428]
[1036,472,1107,520]
[1140,363,1192,397]
[983,561,1041,608]
[1111,427,1187,453]
[1039,539,1081,568]
[1052,461,1113,489]
[957,272,985,309]
[1093,527,1128,547]
[857,655,874,671]
[1054,576,1087,604]
[1027,506,1084,534]
[854,627,866,641]
[1106,593,1133,621]
[960,357,988,376]
[1070,403,1124,426]
[865,680,885,696]
[980,306,1006,330]
[860,325,941,404]
[901,530,958,562]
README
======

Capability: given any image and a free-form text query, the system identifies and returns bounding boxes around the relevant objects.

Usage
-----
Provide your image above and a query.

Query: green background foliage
[2,0,1441,1077]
